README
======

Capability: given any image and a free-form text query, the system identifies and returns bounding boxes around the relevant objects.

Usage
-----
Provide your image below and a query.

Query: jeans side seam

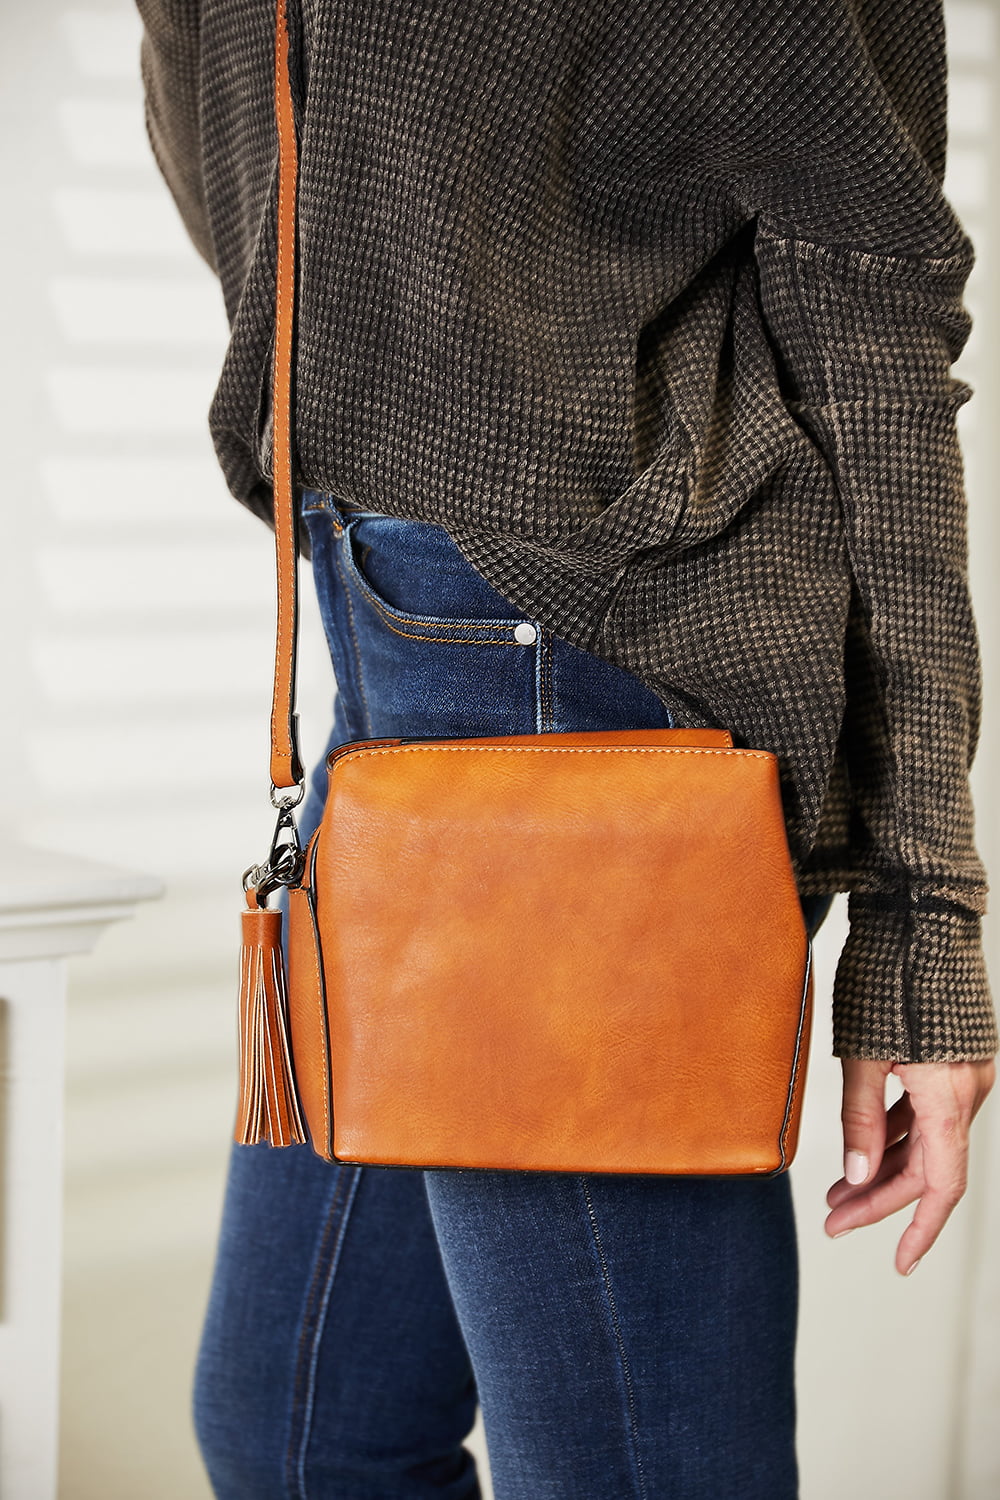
[283,1169,347,1497]
[284,1165,362,1499]
[538,630,553,732]
[332,546,375,736]
[577,1177,649,1500]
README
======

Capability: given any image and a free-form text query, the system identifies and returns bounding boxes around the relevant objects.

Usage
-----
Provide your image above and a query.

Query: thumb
[840,1058,892,1186]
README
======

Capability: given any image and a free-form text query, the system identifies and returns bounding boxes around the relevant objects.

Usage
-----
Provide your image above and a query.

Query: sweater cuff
[832,894,998,1061]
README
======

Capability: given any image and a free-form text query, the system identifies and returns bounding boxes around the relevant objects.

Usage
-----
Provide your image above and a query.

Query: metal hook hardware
[243,802,304,905]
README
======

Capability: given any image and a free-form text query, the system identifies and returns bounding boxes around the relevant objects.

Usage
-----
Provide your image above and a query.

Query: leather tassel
[234,894,307,1147]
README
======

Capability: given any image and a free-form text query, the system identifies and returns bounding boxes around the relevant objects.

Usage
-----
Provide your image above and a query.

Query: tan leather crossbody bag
[232,0,814,1176]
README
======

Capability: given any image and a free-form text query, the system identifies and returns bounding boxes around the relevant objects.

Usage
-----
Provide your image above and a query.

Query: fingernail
[904,1258,922,1277]
[833,1229,853,1239]
[845,1151,869,1185]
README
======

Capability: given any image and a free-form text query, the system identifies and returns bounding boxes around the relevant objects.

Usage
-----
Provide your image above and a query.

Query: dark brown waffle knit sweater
[137,0,997,1061]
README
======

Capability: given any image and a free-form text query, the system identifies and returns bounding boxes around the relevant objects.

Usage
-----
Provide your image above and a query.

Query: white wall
[0,2,997,1496]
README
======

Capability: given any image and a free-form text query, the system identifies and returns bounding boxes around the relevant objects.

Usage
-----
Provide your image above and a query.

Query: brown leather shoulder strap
[269,0,303,792]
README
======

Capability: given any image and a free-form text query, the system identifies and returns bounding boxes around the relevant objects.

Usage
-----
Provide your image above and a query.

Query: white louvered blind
[2,5,332,1495]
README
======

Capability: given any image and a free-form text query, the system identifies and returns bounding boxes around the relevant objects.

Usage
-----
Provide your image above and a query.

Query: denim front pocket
[303,500,545,740]
[340,516,534,642]
[301,493,678,741]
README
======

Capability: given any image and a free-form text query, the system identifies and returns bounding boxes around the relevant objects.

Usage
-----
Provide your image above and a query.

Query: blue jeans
[194,494,832,1499]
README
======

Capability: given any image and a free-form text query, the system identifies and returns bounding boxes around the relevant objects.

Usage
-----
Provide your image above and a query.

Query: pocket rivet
[514,623,537,646]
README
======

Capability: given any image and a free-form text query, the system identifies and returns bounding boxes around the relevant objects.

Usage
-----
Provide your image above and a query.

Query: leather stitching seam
[332,745,774,766]
[270,0,300,788]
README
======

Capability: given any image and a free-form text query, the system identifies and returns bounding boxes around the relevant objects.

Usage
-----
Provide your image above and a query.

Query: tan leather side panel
[287,845,334,1160]
[777,949,815,1168]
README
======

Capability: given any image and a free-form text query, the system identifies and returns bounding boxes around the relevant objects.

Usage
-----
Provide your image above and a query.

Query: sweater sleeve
[703,0,996,1059]
[135,0,216,271]
[762,227,996,1061]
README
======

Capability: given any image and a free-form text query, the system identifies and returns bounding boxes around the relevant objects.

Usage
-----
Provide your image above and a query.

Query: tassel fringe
[234,899,307,1147]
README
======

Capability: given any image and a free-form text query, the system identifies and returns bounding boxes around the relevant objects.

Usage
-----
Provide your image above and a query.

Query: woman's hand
[825,1056,995,1275]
